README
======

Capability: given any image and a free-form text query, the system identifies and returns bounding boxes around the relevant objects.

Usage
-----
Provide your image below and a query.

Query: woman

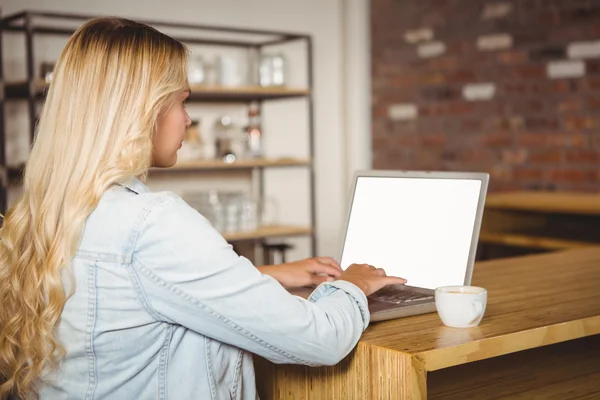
[0,17,405,399]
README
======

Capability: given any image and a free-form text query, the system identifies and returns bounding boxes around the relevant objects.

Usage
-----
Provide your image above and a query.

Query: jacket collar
[119,176,151,195]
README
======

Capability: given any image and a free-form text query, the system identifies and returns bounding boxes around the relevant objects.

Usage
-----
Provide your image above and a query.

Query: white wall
[1,0,370,261]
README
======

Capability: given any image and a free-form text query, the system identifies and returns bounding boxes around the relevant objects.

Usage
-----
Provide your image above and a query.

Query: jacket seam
[205,337,218,400]
[133,260,316,366]
[124,263,166,322]
[158,324,173,400]
[124,194,172,257]
[84,263,99,400]
[230,350,244,399]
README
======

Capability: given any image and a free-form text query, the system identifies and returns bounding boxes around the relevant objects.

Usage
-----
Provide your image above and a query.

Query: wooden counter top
[256,247,600,399]
[484,191,600,215]
[360,246,600,371]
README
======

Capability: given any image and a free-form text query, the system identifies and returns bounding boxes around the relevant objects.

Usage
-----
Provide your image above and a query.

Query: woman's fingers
[314,257,342,271]
[310,262,342,278]
[311,274,334,286]
[383,276,407,285]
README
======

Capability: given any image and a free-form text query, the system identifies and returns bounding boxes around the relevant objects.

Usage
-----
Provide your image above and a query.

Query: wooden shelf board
[189,84,309,101]
[223,225,312,242]
[5,80,310,102]
[6,158,309,183]
[153,157,311,173]
[478,231,597,250]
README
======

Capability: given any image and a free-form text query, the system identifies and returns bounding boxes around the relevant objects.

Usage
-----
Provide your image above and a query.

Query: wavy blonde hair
[0,17,187,399]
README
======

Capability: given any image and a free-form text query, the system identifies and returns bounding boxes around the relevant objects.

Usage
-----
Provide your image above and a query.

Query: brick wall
[371,0,600,191]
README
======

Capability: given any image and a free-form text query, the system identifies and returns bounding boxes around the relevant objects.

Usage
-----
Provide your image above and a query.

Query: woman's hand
[337,264,407,296]
[258,257,343,289]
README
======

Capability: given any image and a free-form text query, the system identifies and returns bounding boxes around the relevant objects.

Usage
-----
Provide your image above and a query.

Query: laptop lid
[339,170,489,291]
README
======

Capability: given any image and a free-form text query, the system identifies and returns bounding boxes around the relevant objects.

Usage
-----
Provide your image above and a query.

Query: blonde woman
[0,17,405,400]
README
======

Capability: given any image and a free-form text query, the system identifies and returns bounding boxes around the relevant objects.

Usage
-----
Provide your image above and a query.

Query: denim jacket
[40,177,369,400]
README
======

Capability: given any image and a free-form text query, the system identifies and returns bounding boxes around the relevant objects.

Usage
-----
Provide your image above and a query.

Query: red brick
[565,150,600,164]
[587,60,600,75]
[500,149,528,165]
[478,132,512,146]
[489,164,512,181]
[411,149,443,165]
[513,167,545,181]
[375,90,418,105]
[588,97,600,111]
[515,65,546,79]
[420,133,446,147]
[462,119,483,130]
[517,133,588,148]
[563,116,596,131]
[525,117,559,130]
[390,133,420,147]
[448,69,477,83]
[458,149,497,163]
[528,150,563,164]
[588,77,600,90]
[418,73,445,85]
[425,56,459,70]
[558,98,581,113]
[446,41,471,55]
[487,116,525,131]
[391,76,417,88]
[532,81,573,94]
[420,104,445,117]
[503,82,528,94]
[373,106,389,118]
[371,136,391,149]
[556,133,589,148]
[525,100,545,113]
[375,64,404,76]
[516,133,547,147]
[592,133,600,148]
[497,51,528,66]
[549,169,598,182]
[444,102,477,115]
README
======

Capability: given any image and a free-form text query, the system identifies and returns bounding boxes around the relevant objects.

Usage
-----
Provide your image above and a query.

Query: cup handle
[469,301,484,324]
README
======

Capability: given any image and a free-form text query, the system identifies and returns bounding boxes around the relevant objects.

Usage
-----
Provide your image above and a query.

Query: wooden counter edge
[413,315,600,371]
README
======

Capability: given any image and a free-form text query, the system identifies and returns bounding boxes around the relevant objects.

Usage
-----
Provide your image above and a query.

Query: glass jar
[259,53,287,87]
[187,55,205,86]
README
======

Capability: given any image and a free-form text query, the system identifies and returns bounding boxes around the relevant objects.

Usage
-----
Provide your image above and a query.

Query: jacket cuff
[307,281,370,330]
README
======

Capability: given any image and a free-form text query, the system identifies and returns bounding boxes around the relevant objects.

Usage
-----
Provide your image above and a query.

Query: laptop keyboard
[369,288,434,305]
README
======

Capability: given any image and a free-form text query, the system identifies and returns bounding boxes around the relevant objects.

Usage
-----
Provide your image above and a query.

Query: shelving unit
[0,10,317,257]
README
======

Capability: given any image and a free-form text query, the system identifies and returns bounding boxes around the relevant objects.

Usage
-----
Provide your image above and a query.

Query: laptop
[291,169,489,322]
[339,170,489,322]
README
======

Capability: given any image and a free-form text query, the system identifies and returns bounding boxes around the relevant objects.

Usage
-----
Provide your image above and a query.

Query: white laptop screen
[340,175,483,291]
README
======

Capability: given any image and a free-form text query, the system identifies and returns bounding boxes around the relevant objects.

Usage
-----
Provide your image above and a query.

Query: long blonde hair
[0,17,187,399]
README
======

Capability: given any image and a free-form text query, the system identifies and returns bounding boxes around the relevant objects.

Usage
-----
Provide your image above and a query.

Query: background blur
[1,0,599,265]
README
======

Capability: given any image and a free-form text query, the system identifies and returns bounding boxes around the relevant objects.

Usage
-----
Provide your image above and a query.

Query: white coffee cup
[435,285,487,328]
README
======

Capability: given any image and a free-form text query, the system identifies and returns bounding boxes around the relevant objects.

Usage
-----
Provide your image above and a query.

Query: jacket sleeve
[130,192,370,366]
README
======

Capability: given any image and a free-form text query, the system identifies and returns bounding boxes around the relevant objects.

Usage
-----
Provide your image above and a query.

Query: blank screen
[340,176,482,290]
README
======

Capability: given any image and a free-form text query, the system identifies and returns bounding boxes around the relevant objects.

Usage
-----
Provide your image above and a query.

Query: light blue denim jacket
[40,178,369,400]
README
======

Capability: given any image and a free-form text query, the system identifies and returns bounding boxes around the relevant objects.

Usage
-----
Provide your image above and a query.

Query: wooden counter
[478,191,600,259]
[255,247,600,399]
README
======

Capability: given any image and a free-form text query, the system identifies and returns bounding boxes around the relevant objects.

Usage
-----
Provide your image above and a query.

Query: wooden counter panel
[428,334,600,399]
[255,342,426,400]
